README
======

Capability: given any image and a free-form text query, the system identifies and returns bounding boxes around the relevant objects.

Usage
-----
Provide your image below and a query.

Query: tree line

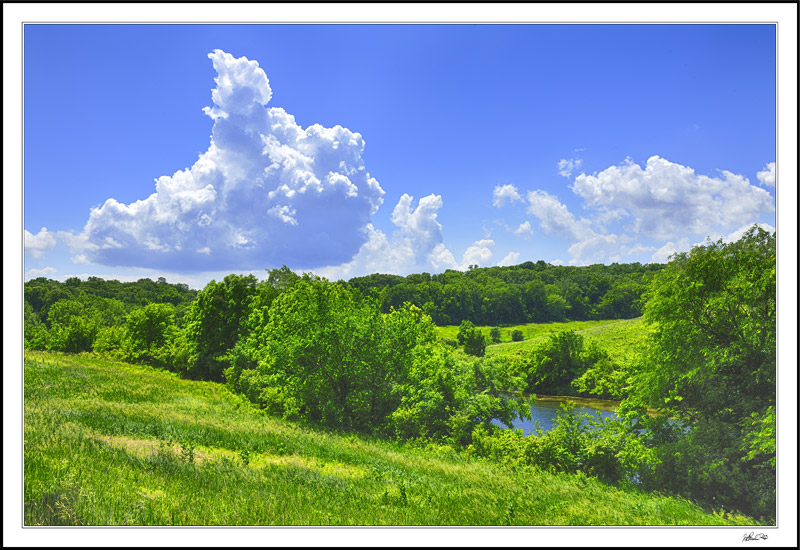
[346,261,662,326]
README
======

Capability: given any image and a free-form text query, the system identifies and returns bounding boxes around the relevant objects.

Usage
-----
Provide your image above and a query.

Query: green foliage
[511,329,524,342]
[456,320,474,345]
[463,327,487,358]
[235,278,434,430]
[183,274,260,381]
[230,277,526,442]
[47,300,98,353]
[571,353,626,400]
[489,327,501,343]
[457,320,488,357]
[121,303,188,371]
[179,440,196,464]
[525,331,594,395]
[348,262,662,326]
[471,403,659,485]
[24,324,52,351]
[92,326,127,359]
[625,226,776,520]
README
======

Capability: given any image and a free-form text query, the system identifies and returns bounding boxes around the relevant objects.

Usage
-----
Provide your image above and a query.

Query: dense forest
[23,227,776,521]
[346,260,662,325]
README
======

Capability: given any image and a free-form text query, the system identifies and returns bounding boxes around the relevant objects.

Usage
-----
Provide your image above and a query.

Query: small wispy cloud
[557,157,583,178]
[492,184,522,207]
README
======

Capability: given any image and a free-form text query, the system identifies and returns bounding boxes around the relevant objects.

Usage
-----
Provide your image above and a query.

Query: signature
[742,532,768,542]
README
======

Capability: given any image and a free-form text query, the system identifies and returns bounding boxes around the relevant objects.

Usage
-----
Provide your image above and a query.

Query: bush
[511,329,524,342]
[456,320,475,345]
[463,328,487,357]
[93,326,127,359]
[489,327,501,344]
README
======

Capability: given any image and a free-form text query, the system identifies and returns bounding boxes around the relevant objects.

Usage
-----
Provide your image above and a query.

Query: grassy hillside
[436,318,649,363]
[24,351,757,526]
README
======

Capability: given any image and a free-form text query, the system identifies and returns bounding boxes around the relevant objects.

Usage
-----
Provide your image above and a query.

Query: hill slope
[24,351,757,526]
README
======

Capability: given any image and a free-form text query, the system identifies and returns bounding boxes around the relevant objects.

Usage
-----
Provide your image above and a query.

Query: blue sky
[23,24,778,287]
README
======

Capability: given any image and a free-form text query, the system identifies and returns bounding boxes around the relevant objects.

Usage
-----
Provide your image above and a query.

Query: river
[494,395,621,435]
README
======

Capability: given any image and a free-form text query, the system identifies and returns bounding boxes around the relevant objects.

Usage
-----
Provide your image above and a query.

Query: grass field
[23,350,757,526]
[435,318,650,363]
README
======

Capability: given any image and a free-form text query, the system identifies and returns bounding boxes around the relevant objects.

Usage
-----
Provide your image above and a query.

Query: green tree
[456,320,474,345]
[123,303,176,363]
[183,274,259,381]
[236,278,424,430]
[628,226,776,519]
[489,327,501,344]
[463,327,487,357]
[525,330,590,395]
[47,300,98,353]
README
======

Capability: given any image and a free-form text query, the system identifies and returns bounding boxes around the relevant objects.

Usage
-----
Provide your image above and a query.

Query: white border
[4,3,797,548]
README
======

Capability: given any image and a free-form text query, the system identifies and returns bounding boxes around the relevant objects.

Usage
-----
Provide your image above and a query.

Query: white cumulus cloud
[526,190,592,241]
[756,162,775,187]
[462,239,495,268]
[497,251,520,267]
[492,184,522,207]
[312,195,496,279]
[570,156,774,240]
[723,222,775,243]
[24,227,57,259]
[514,156,774,266]
[69,50,385,271]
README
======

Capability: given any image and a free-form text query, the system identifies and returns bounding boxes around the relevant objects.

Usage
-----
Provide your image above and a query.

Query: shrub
[463,328,487,357]
[511,329,524,342]
[489,327,501,344]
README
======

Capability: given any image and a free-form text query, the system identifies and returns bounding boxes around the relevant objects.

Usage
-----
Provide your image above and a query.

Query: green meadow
[436,318,648,363]
[24,350,757,526]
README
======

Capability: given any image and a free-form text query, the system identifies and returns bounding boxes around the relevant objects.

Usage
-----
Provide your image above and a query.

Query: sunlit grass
[24,350,759,526]
[435,318,647,363]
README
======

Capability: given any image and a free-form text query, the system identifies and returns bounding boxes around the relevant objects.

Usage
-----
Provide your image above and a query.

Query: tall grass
[24,351,758,526]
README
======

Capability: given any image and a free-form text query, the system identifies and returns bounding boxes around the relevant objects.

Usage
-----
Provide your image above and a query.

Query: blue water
[493,397,619,435]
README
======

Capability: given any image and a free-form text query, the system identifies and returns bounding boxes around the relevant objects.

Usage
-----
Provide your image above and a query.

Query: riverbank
[532,394,660,417]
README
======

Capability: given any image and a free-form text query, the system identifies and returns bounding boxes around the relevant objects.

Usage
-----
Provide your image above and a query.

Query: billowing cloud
[492,184,522,207]
[71,50,385,271]
[757,162,775,187]
[390,193,447,262]
[310,194,490,280]
[497,251,520,267]
[526,190,592,241]
[510,156,775,266]
[24,227,56,259]
[557,157,583,178]
[570,156,774,240]
[462,239,495,268]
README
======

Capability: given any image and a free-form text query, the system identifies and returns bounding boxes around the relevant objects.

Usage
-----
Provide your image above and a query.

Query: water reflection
[494,396,619,435]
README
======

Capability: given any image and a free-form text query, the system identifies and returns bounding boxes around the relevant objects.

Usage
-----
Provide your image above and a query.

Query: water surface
[495,395,620,435]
